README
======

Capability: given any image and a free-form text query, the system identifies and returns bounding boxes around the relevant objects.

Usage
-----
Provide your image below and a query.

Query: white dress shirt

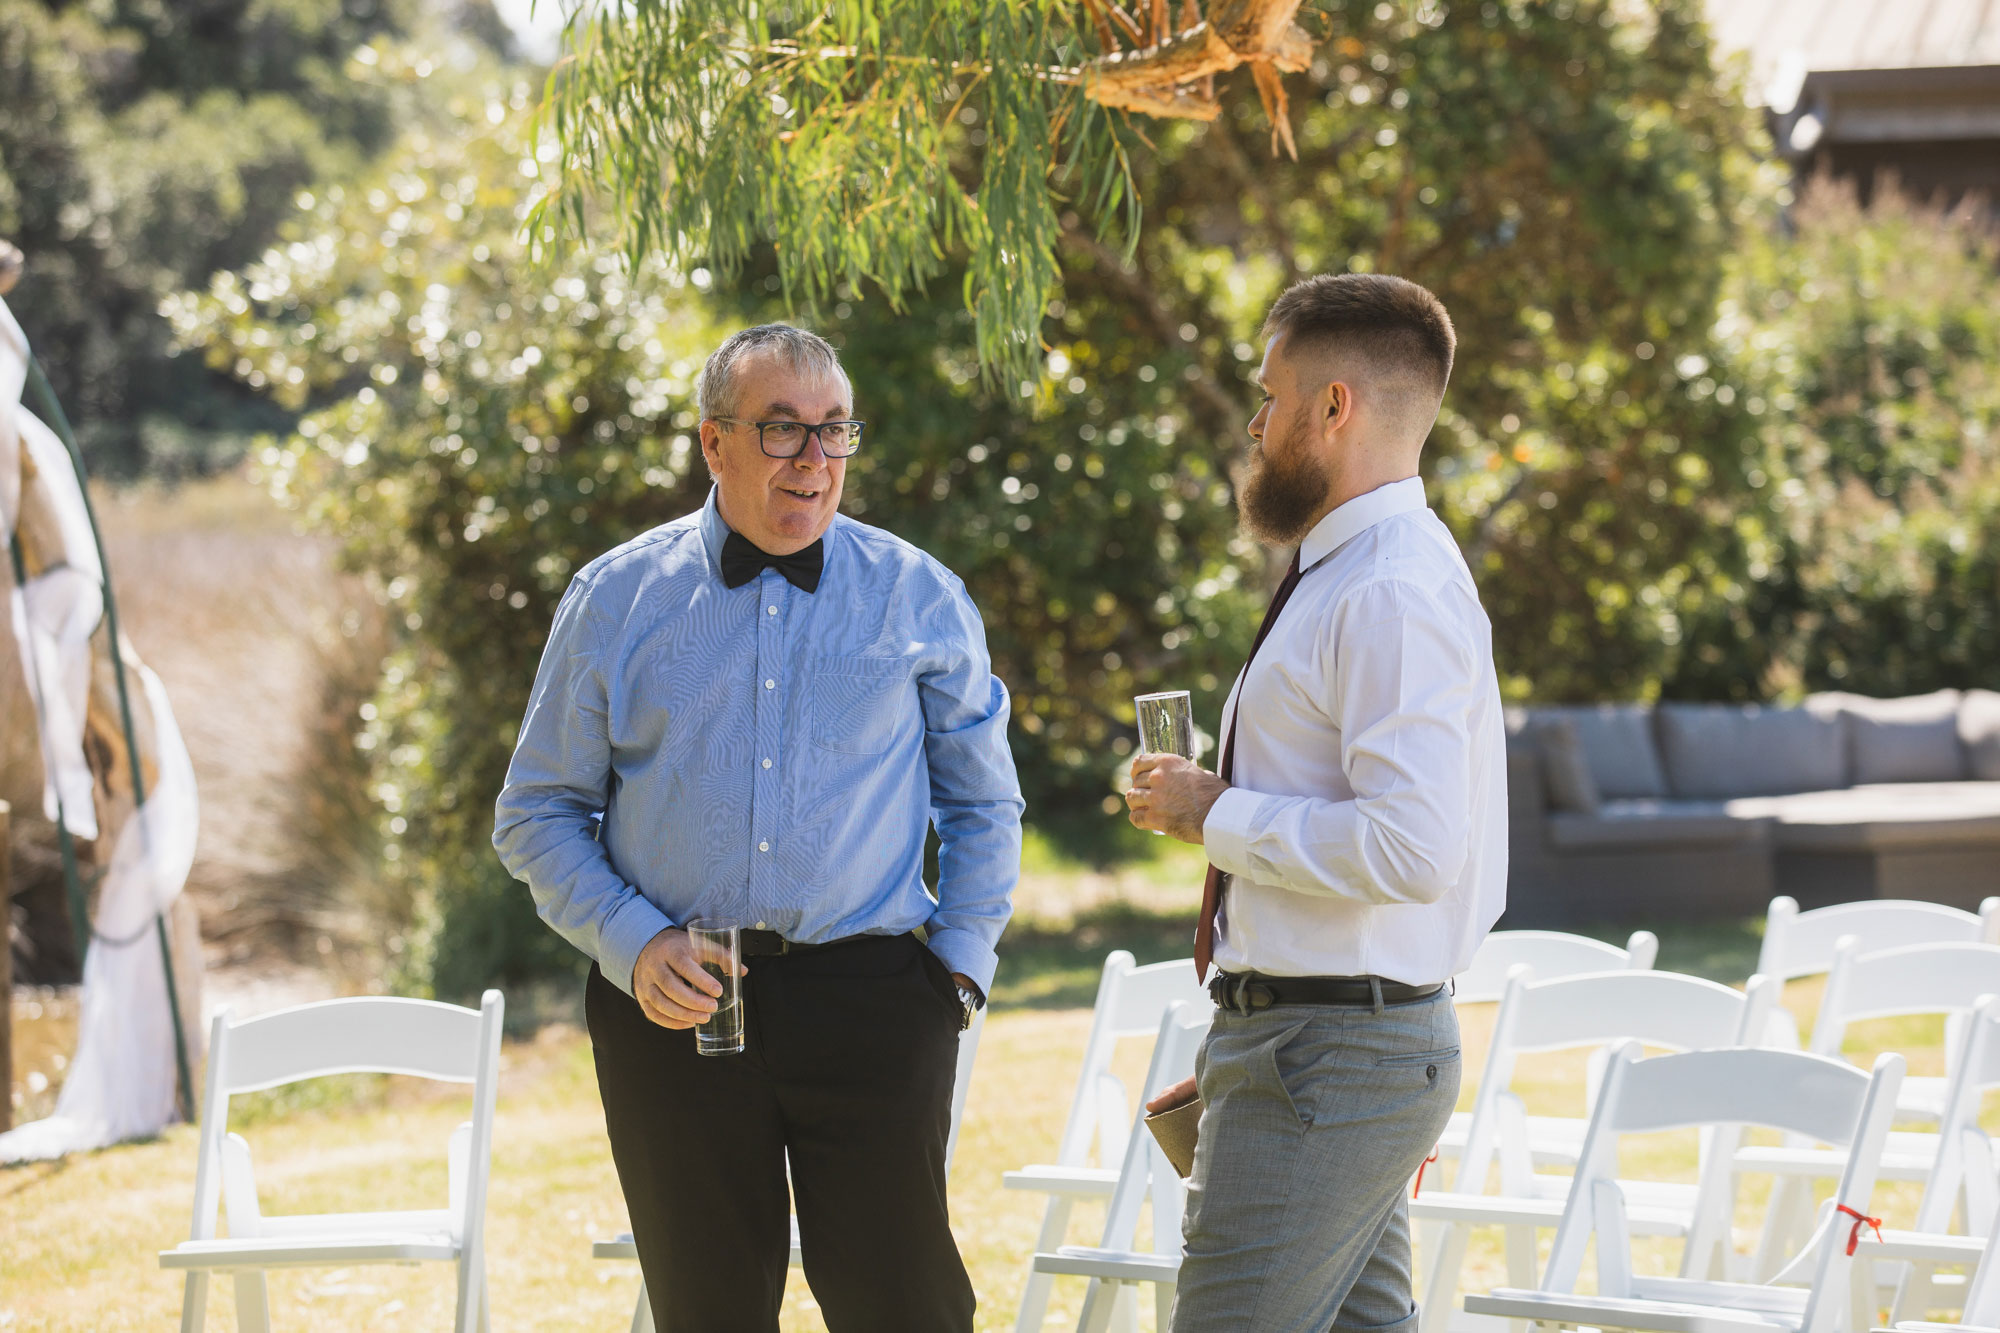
[1201,476,1508,984]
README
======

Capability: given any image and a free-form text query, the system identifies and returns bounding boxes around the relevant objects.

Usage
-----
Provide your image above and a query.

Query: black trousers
[585,931,976,1333]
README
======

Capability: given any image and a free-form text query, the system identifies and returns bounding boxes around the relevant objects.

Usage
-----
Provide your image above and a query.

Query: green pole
[19,359,195,1124]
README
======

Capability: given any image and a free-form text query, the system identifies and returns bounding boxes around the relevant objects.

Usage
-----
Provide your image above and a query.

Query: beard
[1238,407,1334,546]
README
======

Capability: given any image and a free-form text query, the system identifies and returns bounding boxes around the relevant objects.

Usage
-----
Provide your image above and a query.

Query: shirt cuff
[597,893,677,999]
[924,925,997,1003]
[1202,785,1263,880]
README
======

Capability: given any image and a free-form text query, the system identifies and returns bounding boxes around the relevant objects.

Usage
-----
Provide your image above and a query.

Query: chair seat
[1856,1232,1990,1265]
[597,1222,806,1266]
[1003,1164,1121,1197]
[1734,1131,1937,1182]
[1412,1191,1690,1236]
[160,1232,459,1270]
[1465,1287,1801,1333]
[1437,1111,1589,1166]
[1033,1245,1183,1283]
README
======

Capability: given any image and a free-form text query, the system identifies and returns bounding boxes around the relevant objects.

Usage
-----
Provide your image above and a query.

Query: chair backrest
[1451,967,1777,1195]
[1812,942,2000,1057]
[184,991,505,1254]
[944,1006,986,1174]
[1052,951,1210,1168]
[1758,895,2000,983]
[1544,1043,1905,1333]
[1454,929,1658,1004]
[1094,1001,1211,1260]
[1910,993,2000,1236]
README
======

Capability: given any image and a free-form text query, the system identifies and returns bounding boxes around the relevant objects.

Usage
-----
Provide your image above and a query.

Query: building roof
[1707,0,2000,106]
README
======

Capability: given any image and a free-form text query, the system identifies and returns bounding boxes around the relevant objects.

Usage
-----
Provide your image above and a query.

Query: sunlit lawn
[3,879,1986,1331]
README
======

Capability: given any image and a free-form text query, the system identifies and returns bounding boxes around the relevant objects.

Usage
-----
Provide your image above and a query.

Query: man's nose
[793,431,829,468]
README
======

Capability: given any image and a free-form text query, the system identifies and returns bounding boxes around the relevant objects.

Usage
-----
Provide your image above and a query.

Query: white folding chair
[1465,1043,1906,1333]
[596,1007,987,1333]
[1856,1196,2000,1332]
[1757,897,2000,1051]
[1025,1000,1211,1333]
[1752,942,2000,1277]
[159,991,505,1333]
[1415,968,1780,1331]
[1004,951,1210,1332]
[1453,929,1660,1005]
[1756,897,2000,985]
[1435,929,1661,1175]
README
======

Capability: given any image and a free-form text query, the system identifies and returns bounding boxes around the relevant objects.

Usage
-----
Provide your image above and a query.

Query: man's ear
[698,419,725,472]
[1325,380,1356,433]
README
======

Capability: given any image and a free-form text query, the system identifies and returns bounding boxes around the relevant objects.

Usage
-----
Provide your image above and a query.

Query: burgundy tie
[1194,548,1305,982]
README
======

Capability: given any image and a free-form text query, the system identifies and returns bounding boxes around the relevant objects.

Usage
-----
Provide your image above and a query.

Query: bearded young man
[494,324,1022,1332]
[1125,274,1507,1332]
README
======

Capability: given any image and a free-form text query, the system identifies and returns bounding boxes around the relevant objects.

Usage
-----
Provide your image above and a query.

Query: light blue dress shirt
[493,489,1024,999]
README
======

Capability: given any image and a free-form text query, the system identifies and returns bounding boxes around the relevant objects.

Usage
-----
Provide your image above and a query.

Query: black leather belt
[1210,970,1445,1015]
[739,929,873,957]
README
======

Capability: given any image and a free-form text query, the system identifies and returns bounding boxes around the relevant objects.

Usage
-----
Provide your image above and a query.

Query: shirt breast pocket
[807,655,912,756]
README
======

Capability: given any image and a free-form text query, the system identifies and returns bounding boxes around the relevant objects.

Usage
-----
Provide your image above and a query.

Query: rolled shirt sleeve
[917,578,1025,1000]
[1202,578,1477,907]
[493,575,673,996]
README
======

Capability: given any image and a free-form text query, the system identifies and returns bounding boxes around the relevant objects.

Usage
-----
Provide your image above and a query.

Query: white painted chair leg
[1112,1279,1141,1333]
[231,1271,272,1333]
[1016,1196,1077,1331]
[1419,1218,1472,1333]
[181,1271,210,1333]
[1155,1279,1176,1330]
[1503,1220,1538,1287]
[631,1284,655,1333]
[477,1259,491,1333]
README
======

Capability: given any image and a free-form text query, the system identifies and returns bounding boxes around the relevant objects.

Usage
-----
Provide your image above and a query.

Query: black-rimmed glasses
[711,417,867,458]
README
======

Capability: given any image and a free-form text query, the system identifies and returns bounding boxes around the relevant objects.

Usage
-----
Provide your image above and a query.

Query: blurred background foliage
[9,0,1998,997]
[0,0,509,478]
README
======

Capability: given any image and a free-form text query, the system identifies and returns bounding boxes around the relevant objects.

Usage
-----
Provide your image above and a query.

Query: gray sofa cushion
[1656,703,1848,798]
[1811,689,1967,784]
[1537,704,1670,800]
[1548,799,1772,851]
[1530,716,1600,814]
[1963,690,2000,781]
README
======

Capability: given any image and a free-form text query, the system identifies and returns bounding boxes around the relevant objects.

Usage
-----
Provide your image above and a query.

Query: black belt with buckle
[739,929,871,957]
[1209,970,1445,1015]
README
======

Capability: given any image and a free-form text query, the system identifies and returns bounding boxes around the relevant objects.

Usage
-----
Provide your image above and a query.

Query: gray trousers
[1170,989,1460,1333]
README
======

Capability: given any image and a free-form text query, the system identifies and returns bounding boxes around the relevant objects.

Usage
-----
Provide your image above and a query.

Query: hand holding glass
[684,920,745,1056]
[1133,690,1196,834]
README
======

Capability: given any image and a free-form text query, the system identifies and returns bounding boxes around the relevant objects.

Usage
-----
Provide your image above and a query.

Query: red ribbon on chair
[1836,1203,1882,1256]
[1412,1145,1441,1198]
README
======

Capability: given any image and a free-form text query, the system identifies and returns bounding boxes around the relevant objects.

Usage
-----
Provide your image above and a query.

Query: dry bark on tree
[1081,0,1312,156]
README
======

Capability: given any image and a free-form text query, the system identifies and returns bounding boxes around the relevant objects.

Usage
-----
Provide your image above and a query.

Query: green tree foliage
[1718,180,2000,697]
[0,0,505,475]
[171,63,727,998]
[1044,0,1781,702]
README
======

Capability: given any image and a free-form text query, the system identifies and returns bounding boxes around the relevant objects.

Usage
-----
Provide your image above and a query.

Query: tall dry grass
[4,472,395,985]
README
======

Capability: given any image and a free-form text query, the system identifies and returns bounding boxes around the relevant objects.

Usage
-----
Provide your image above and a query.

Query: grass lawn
[2,878,1981,1330]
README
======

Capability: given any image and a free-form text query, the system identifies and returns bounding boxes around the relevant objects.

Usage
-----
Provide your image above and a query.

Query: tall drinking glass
[685,920,744,1056]
[1134,690,1196,835]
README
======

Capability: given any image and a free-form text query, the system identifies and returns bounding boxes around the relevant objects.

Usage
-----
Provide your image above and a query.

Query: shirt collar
[697,484,841,584]
[1297,475,1428,571]
[698,486,730,579]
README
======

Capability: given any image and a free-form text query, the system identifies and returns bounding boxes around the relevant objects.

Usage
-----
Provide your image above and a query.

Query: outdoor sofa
[1505,690,2000,925]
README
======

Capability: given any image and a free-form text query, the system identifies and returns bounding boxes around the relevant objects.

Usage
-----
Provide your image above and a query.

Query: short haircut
[696,324,850,420]
[1262,274,1456,418]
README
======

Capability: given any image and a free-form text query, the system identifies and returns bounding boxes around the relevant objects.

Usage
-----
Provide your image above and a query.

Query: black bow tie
[720,530,824,593]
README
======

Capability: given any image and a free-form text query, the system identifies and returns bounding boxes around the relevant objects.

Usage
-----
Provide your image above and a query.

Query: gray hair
[696,324,850,420]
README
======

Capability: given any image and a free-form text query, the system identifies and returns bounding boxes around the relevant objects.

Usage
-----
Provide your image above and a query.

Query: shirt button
[755,921,767,931]
[767,605,777,616]
[761,758,772,769]
[758,840,770,852]
[765,679,775,690]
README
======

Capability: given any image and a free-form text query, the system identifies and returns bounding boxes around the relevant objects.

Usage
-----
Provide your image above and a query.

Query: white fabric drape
[0,664,200,1161]
[0,291,204,1161]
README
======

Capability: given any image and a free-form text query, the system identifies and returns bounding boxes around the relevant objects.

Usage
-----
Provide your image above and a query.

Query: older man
[1127,274,1507,1332]
[494,324,1022,1332]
